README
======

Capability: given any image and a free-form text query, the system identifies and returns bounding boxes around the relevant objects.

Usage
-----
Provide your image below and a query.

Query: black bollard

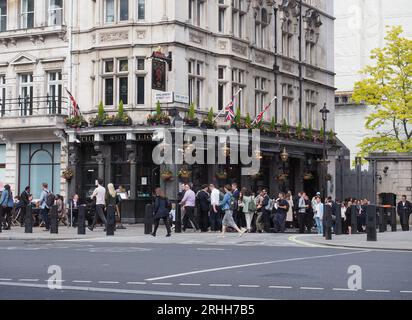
[324,205,332,240]
[175,201,181,233]
[366,205,377,241]
[335,205,342,235]
[144,204,153,235]
[78,205,86,235]
[25,205,33,233]
[106,205,116,236]
[351,205,358,234]
[378,206,386,233]
[390,207,397,232]
[49,205,58,234]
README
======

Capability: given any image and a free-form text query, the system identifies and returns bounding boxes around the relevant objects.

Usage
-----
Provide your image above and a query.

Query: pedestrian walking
[273,193,289,233]
[257,189,272,233]
[297,192,307,234]
[219,185,246,237]
[286,192,294,228]
[231,183,241,227]
[0,184,14,230]
[196,184,211,232]
[314,196,324,235]
[345,200,353,235]
[56,195,68,226]
[38,183,54,231]
[180,183,199,232]
[255,190,265,233]
[240,188,255,233]
[304,194,314,233]
[209,184,221,232]
[151,188,172,237]
[397,195,412,231]
[106,183,121,229]
[88,179,107,232]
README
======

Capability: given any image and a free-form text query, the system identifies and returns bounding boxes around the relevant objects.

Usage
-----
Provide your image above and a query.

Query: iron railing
[0,95,69,118]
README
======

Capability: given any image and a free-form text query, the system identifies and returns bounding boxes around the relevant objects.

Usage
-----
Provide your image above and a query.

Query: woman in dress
[219,185,246,237]
[286,192,294,229]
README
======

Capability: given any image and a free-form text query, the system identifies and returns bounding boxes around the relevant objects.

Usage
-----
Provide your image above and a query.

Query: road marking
[400,291,412,294]
[365,289,391,293]
[300,287,325,291]
[209,284,232,287]
[179,283,202,286]
[269,286,293,289]
[333,288,358,292]
[145,250,368,281]
[0,279,12,281]
[0,282,269,300]
[196,248,226,251]
[18,279,39,282]
[72,280,92,284]
[98,281,119,284]
[127,282,146,285]
[152,283,173,286]
[239,285,260,288]
[288,235,329,248]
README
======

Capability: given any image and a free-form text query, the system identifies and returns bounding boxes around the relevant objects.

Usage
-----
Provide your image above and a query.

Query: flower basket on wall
[160,168,174,182]
[276,173,288,182]
[303,173,315,181]
[62,168,74,181]
[215,171,228,180]
[178,168,192,180]
[64,115,88,129]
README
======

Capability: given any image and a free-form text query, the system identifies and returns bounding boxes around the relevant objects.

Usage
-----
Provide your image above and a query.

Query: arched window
[19,143,61,198]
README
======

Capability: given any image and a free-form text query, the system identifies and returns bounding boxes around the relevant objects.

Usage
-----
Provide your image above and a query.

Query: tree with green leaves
[188,103,196,119]
[245,113,252,128]
[352,26,412,159]
[118,100,124,118]
[98,101,105,120]
[155,101,162,116]
[234,108,241,125]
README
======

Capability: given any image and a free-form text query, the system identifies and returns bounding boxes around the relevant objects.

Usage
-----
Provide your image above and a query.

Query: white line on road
[152,283,173,286]
[209,284,232,287]
[0,279,12,281]
[332,288,358,292]
[196,248,226,251]
[269,286,293,289]
[127,282,147,285]
[400,291,412,294]
[0,282,269,300]
[239,285,260,288]
[18,279,39,282]
[300,287,325,291]
[365,289,391,293]
[145,250,369,281]
[179,283,202,286]
[98,281,119,284]
[72,280,92,284]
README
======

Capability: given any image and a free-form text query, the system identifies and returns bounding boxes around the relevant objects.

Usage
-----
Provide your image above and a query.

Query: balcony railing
[0,95,68,118]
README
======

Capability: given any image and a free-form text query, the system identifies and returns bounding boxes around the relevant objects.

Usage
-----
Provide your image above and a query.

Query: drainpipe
[67,0,74,116]
[274,6,278,123]
[298,0,303,124]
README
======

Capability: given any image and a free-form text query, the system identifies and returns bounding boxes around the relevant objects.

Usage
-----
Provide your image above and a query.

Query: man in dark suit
[196,185,211,232]
[397,195,412,231]
[20,186,32,226]
[231,182,241,227]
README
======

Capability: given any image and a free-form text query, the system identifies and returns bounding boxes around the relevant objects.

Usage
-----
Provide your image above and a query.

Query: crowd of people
[0,181,411,235]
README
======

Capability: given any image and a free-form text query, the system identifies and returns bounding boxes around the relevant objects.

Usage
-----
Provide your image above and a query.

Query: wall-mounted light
[383,167,389,175]
[280,147,289,162]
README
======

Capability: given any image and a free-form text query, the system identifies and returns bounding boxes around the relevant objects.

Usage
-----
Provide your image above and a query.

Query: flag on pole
[252,96,277,125]
[225,100,235,122]
[65,88,80,117]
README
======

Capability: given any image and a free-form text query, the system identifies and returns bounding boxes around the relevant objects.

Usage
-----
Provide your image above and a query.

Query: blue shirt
[219,192,232,211]
[39,189,50,209]
[0,189,14,208]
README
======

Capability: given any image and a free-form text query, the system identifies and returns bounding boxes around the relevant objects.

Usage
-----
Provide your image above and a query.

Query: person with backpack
[196,184,210,232]
[240,188,255,233]
[219,185,246,237]
[38,182,54,231]
[0,184,14,230]
[151,188,172,237]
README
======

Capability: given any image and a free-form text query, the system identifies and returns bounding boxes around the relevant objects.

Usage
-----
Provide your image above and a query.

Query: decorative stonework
[304,9,322,44]
[91,35,96,44]
[99,31,129,42]
[232,42,247,56]
[248,0,275,22]
[306,67,316,78]
[283,62,292,72]
[255,52,267,64]
[136,30,146,39]
[189,31,204,45]
[218,40,227,50]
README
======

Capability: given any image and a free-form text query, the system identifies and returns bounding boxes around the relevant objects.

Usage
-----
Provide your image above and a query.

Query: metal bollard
[49,205,58,234]
[106,205,116,236]
[25,206,33,234]
[335,205,342,235]
[378,207,386,232]
[390,207,397,232]
[174,201,182,233]
[366,205,377,241]
[77,205,86,235]
[350,205,358,234]
[144,204,153,235]
[324,205,332,240]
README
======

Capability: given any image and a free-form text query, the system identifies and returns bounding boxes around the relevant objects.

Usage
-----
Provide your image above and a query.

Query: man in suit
[397,195,412,231]
[231,182,241,227]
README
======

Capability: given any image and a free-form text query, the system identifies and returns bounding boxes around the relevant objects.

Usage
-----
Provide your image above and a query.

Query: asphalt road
[0,239,411,300]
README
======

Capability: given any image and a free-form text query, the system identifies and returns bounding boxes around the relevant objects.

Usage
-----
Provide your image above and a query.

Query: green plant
[281,119,289,135]
[147,101,171,125]
[184,103,199,126]
[319,126,325,141]
[306,125,313,141]
[234,108,241,125]
[269,117,276,132]
[245,113,252,128]
[155,100,162,116]
[201,108,217,128]
[328,129,337,143]
[118,100,124,118]
[64,115,88,128]
[97,101,105,120]
[188,103,196,119]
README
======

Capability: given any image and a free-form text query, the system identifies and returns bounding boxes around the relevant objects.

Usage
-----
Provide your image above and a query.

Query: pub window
[232,0,246,38]
[189,0,204,27]
[305,89,317,128]
[21,0,35,29]
[105,0,129,23]
[0,0,7,32]
[137,0,145,20]
[103,58,129,106]
[47,71,63,114]
[188,60,204,109]
[0,75,5,117]
[281,83,293,126]
[231,67,245,112]
[136,57,146,105]
[119,0,129,21]
[255,77,268,118]
[218,7,225,33]
[48,0,63,26]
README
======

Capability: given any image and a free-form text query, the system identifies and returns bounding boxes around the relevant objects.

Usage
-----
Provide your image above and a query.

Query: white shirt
[92,185,106,206]
[210,188,220,206]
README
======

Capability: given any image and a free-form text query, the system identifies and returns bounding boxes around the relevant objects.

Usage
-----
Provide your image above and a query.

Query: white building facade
[0,0,336,208]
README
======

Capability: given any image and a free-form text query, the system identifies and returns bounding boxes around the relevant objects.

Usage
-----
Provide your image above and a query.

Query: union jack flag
[225,99,235,122]
[65,88,81,117]
[255,104,270,125]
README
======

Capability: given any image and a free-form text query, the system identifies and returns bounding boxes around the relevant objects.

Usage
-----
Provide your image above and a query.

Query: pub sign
[152,59,166,91]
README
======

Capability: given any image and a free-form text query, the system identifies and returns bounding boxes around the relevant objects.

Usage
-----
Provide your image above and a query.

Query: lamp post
[280,147,289,193]
[320,103,330,199]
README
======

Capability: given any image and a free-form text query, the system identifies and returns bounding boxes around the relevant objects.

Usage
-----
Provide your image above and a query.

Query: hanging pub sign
[152,59,166,92]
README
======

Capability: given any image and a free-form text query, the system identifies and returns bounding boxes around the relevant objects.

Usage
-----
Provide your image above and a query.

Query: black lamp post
[320,103,330,199]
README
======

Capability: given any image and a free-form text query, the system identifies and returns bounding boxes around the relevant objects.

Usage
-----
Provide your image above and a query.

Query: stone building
[0,0,336,221]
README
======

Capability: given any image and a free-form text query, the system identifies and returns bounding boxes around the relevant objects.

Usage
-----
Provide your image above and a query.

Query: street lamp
[320,103,330,198]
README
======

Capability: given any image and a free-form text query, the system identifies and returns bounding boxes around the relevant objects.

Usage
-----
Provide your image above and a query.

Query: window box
[64,115,88,129]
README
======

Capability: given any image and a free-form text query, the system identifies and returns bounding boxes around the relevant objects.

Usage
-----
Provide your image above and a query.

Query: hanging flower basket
[62,168,74,181]
[178,168,192,179]
[215,171,228,180]
[276,173,288,182]
[160,168,173,182]
[303,173,315,181]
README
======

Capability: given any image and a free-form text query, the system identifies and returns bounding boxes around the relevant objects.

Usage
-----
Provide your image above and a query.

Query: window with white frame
[47,71,63,114]
[0,75,5,116]
[282,19,293,57]
[137,0,145,20]
[0,0,7,32]
[218,6,225,33]
[255,8,269,49]
[189,0,205,27]
[188,60,204,109]
[105,0,129,23]
[19,74,33,116]
[21,0,35,29]
[218,66,226,111]
[305,89,317,128]
[255,77,268,118]
[136,57,146,105]
[103,58,129,106]
[281,83,293,125]
[306,31,317,65]
[231,67,246,112]
[48,0,63,26]
[232,0,246,38]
